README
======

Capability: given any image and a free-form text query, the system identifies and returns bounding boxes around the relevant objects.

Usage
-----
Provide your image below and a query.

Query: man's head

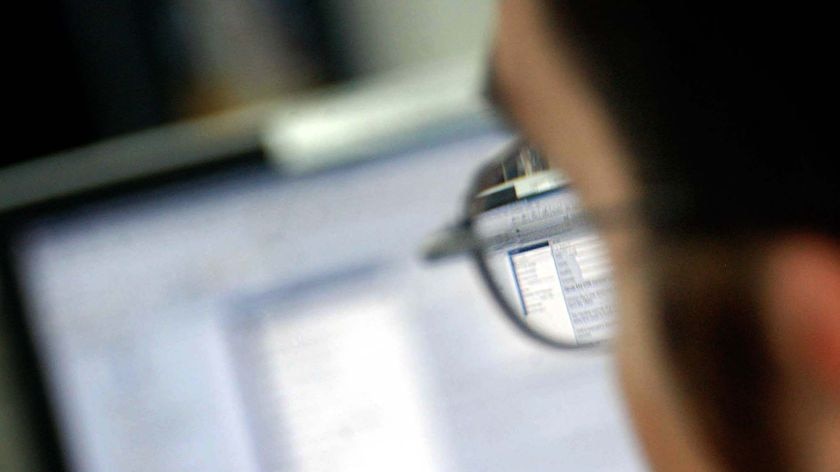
[489,1,840,470]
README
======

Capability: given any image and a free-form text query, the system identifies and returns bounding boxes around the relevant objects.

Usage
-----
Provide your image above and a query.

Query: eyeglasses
[422,140,623,349]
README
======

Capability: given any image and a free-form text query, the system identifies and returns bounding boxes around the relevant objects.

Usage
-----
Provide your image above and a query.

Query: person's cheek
[614,264,720,472]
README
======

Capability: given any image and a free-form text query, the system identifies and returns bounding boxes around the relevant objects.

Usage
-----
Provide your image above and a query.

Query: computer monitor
[1,115,644,472]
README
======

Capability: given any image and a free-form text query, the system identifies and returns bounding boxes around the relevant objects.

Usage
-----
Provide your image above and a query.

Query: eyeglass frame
[422,138,646,350]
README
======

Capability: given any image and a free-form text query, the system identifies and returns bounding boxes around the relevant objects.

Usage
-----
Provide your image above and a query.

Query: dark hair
[543,2,837,471]
[546,2,838,237]
[656,237,787,471]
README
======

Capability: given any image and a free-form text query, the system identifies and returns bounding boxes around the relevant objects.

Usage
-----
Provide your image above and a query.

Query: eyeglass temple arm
[421,200,649,263]
[421,219,478,262]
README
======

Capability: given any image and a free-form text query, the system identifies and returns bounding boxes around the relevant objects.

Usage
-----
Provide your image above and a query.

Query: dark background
[9,0,340,166]
[8,0,495,167]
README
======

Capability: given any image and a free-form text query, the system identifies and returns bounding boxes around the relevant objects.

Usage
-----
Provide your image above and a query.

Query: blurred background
[6,2,495,469]
[9,0,494,166]
[2,2,647,472]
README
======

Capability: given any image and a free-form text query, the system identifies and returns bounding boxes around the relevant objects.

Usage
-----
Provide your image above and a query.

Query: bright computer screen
[14,132,644,472]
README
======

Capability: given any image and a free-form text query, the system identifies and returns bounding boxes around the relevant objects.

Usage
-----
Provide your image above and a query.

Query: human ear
[765,235,840,397]
[763,234,840,471]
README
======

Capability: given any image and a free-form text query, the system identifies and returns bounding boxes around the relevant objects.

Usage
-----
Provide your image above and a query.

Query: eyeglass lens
[471,146,618,347]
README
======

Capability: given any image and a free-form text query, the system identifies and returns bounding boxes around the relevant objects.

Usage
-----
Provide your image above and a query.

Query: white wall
[323,0,498,74]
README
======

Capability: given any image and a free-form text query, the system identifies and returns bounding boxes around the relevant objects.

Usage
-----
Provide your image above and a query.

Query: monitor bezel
[0,135,266,472]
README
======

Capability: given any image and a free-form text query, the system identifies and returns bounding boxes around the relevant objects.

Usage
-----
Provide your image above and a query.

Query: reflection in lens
[473,169,617,347]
